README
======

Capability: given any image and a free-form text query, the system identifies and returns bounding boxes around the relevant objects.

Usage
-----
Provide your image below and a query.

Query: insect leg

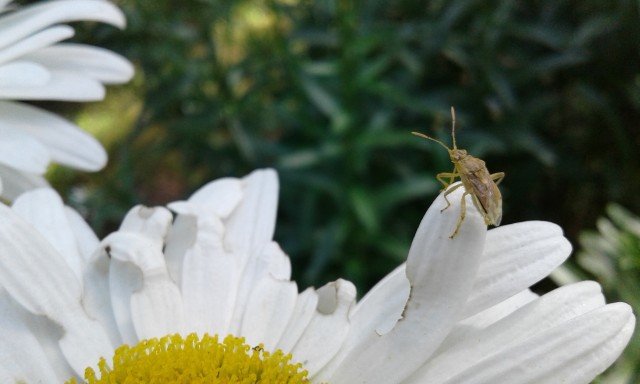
[441,182,463,213]
[450,190,468,239]
[444,167,459,185]
[436,171,459,190]
[491,172,505,185]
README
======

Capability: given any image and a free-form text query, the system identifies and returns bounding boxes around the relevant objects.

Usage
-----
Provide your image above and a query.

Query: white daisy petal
[0,123,50,173]
[21,306,79,380]
[117,205,173,239]
[107,252,140,345]
[276,287,319,352]
[317,263,409,379]
[12,188,84,282]
[24,43,134,84]
[82,247,122,347]
[64,206,100,263]
[240,276,297,351]
[64,217,104,338]
[292,279,356,377]
[185,176,244,217]
[0,289,60,383]
[129,272,185,340]
[105,207,184,340]
[0,202,79,315]
[529,304,635,383]
[456,288,539,331]
[109,236,181,343]
[325,185,487,383]
[0,25,74,66]
[170,203,238,335]
[226,169,279,333]
[0,203,112,375]
[163,207,196,287]
[104,206,175,345]
[0,101,107,171]
[0,68,105,100]
[0,60,50,87]
[462,221,572,318]
[0,163,48,200]
[351,263,409,332]
[59,306,118,376]
[263,241,292,279]
[439,302,634,384]
[225,168,278,259]
[407,281,607,382]
[416,289,540,372]
[0,0,125,50]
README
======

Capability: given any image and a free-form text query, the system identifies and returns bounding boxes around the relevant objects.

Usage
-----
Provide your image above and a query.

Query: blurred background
[33,0,640,381]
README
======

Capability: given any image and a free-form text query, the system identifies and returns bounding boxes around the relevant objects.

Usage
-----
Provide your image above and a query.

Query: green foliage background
[53,0,639,379]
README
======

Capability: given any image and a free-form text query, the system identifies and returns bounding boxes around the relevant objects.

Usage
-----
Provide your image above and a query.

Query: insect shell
[412,107,504,239]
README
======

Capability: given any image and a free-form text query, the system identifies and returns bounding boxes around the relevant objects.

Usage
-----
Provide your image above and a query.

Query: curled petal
[294,279,356,377]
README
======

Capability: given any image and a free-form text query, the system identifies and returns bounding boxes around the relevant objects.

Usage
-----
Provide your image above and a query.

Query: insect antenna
[450,106,457,150]
[411,131,451,151]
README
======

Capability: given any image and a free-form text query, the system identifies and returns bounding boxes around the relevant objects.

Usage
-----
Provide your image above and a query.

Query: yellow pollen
[67,333,309,383]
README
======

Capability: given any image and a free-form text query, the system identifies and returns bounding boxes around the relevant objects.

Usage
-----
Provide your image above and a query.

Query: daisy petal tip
[437,185,486,235]
[245,168,279,189]
[610,301,635,326]
[81,146,107,172]
[410,183,486,254]
[166,201,192,215]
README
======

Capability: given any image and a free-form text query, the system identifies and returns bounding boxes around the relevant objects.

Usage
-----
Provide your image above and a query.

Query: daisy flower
[0,169,634,383]
[0,0,133,199]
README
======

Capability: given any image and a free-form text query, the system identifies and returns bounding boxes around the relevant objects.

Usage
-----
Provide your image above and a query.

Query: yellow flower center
[67,333,309,383]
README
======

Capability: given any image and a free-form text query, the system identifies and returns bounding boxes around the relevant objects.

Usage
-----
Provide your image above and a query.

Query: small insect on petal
[412,107,504,239]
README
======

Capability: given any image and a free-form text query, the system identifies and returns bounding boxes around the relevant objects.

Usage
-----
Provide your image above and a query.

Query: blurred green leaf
[575,204,640,383]
[349,187,379,233]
